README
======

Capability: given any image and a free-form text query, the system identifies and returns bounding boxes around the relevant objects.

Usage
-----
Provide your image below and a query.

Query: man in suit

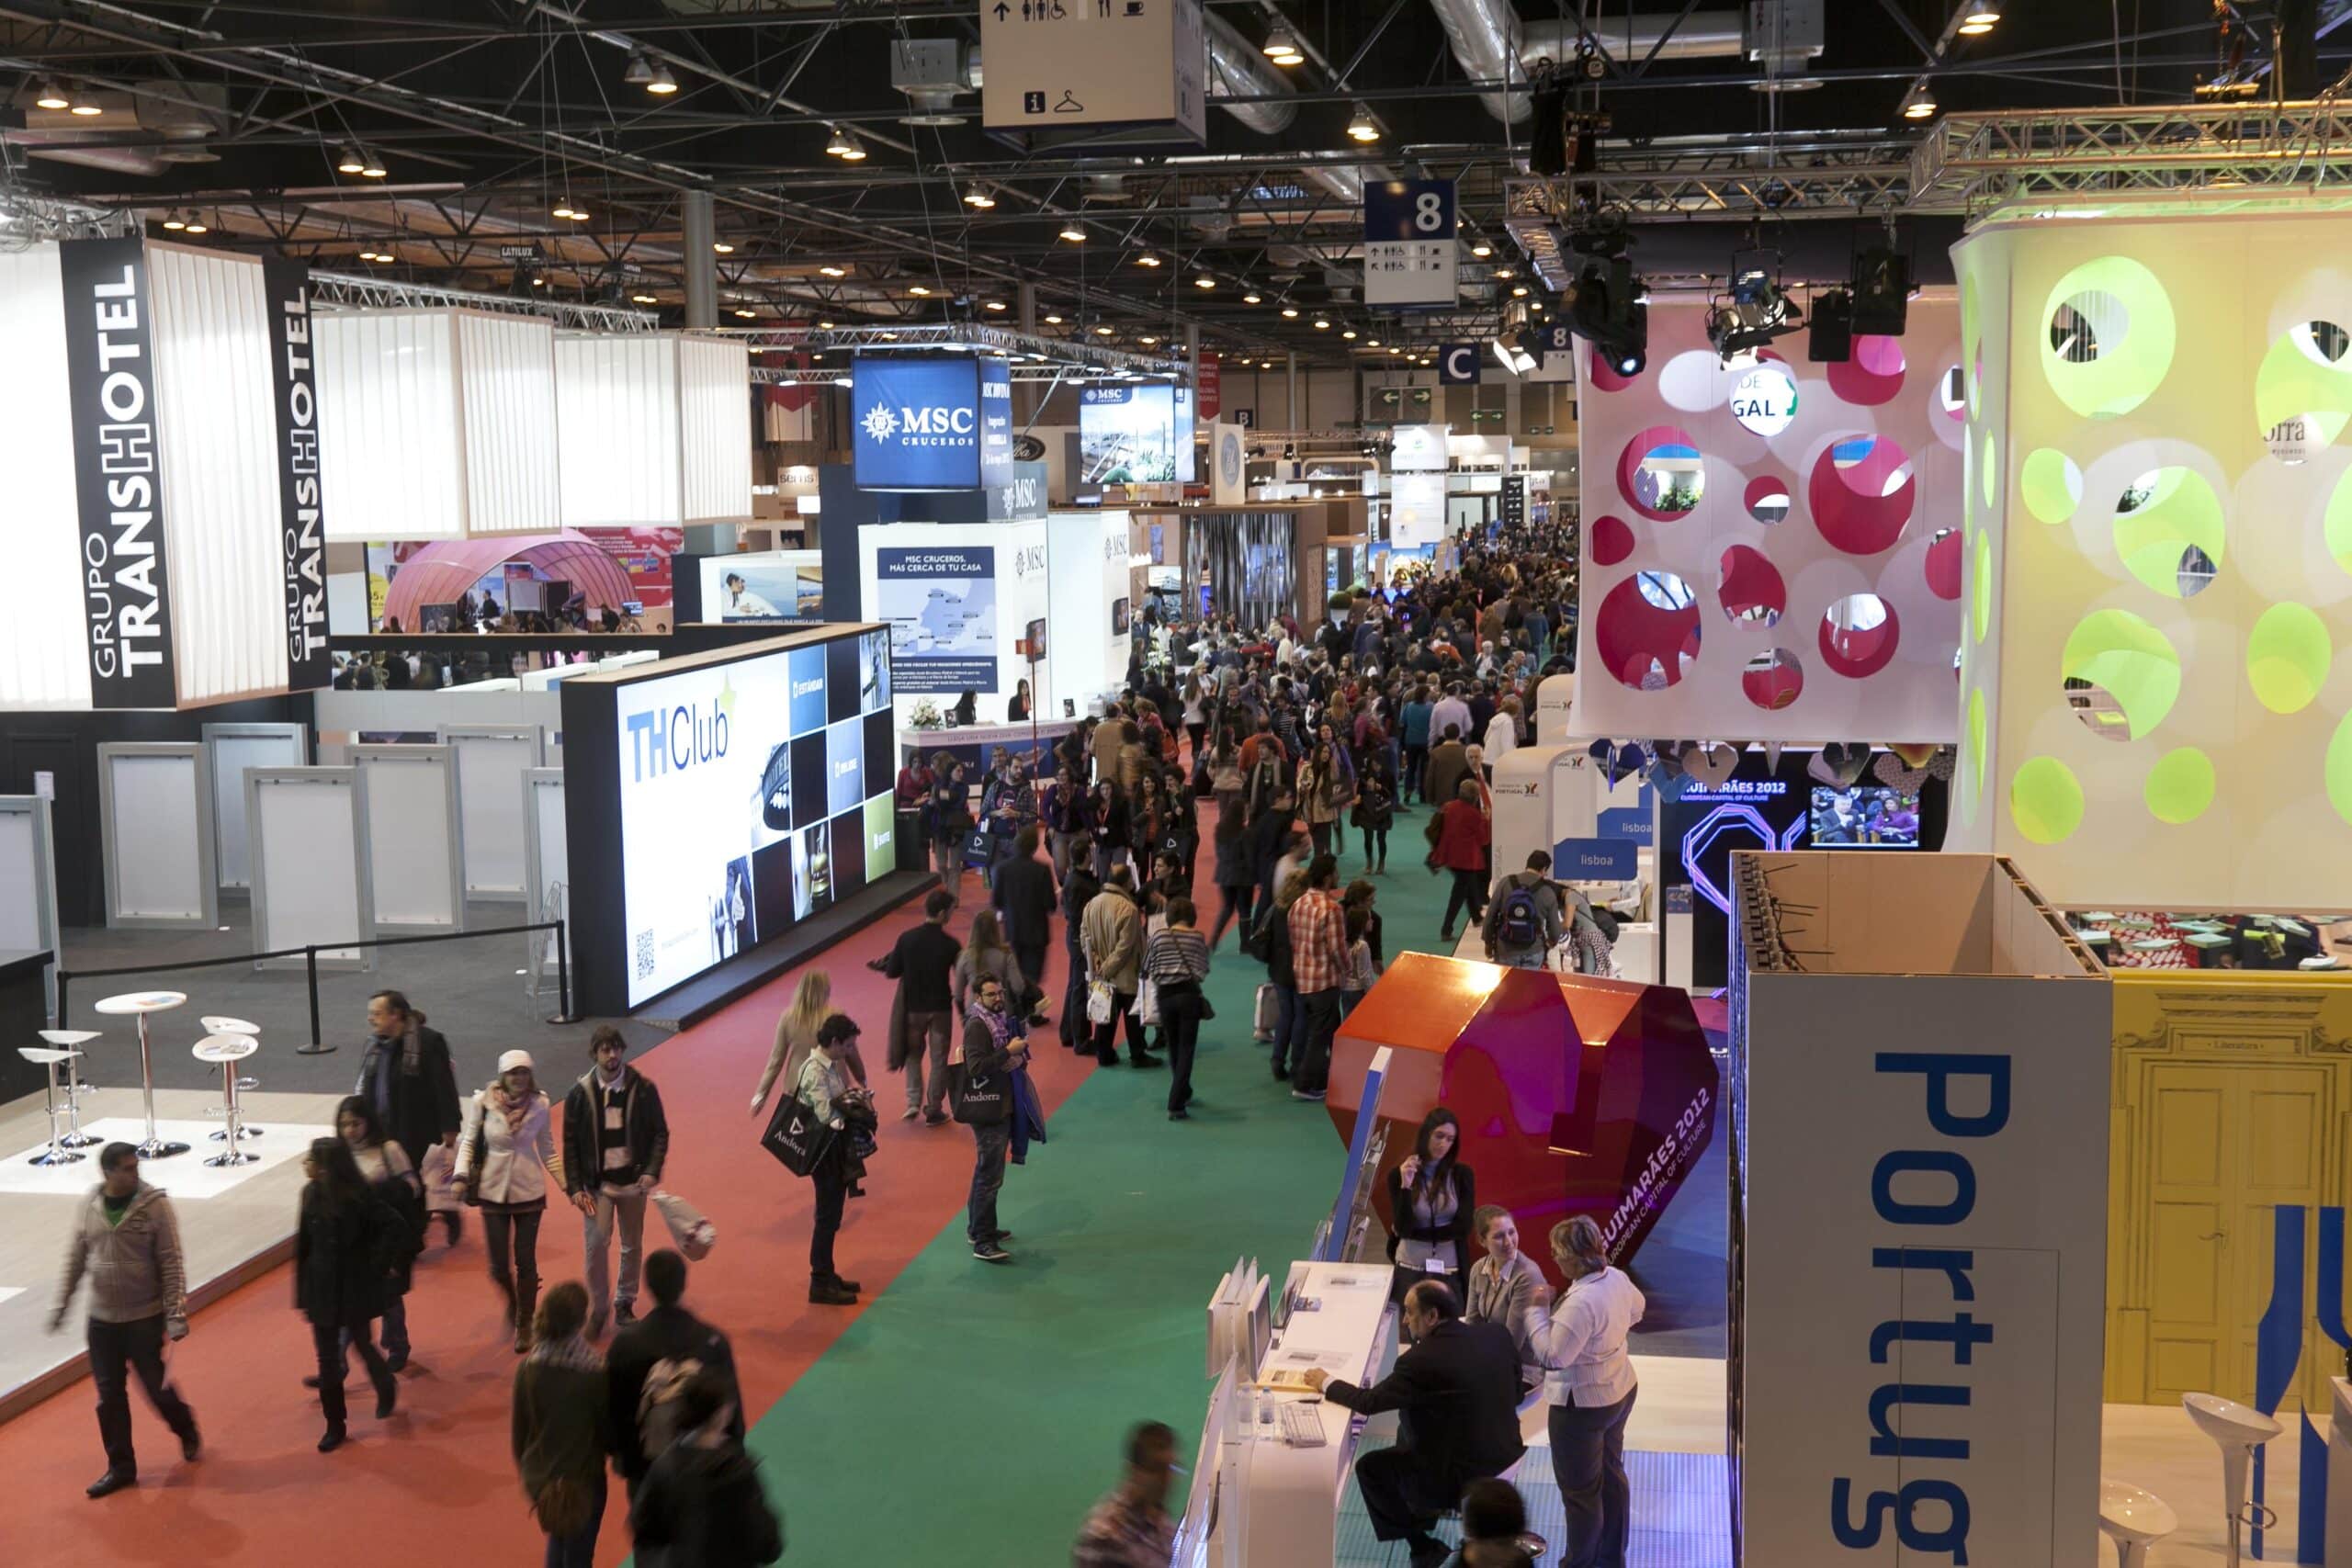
[1306,1280,1525,1568]
[992,824,1058,1027]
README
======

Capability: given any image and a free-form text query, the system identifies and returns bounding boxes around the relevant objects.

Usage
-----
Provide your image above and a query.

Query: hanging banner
[1197,351,1222,421]
[854,355,1014,492]
[1211,421,1248,506]
[60,236,177,709]
[1364,179,1457,309]
[261,257,331,692]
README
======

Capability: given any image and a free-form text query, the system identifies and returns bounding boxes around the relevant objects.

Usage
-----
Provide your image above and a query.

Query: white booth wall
[553,332,752,527]
[858,519,1051,729]
[1045,510,1133,716]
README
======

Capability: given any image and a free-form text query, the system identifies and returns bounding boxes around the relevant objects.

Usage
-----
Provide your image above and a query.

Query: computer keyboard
[1279,1401,1327,1448]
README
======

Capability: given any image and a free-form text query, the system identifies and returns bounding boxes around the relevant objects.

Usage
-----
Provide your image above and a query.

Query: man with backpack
[1482,852,1566,970]
[607,1248,742,1499]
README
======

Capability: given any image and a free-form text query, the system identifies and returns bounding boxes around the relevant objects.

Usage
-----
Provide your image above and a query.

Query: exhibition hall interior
[5,2,2352,1565]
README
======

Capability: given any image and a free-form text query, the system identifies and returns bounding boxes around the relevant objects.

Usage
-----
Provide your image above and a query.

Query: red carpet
[0,878,1098,1564]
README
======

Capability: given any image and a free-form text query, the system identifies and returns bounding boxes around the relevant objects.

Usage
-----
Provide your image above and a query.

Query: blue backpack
[1497,883,1542,950]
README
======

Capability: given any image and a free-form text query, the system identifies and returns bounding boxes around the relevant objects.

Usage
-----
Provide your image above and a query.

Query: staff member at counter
[1534,1215,1645,1568]
[1304,1280,1524,1568]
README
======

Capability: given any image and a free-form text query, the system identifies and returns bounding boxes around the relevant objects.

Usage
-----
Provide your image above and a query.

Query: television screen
[1111,597,1131,636]
[1809,785,1922,848]
[1078,383,1195,484]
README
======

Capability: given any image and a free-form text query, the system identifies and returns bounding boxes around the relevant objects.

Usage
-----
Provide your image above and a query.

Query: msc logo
[863,403,977,448]
[624,699,729,783]
[1012,544,1048,577]
[860,405,899,443]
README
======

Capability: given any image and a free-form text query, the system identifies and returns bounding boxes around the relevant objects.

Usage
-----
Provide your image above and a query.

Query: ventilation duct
[1520,10,1746,65]
[1428,0,1528,123]
[1202,10,1367,204]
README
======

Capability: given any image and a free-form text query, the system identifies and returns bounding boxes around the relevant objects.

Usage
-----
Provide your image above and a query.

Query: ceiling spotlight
[632,293,658,304]
[1957,7,1999,34]
[1511,284,1529,298]
[1900,85,1937,120]
[646,62,678,95]
[1262,23,1305,65]
[34,80,70,111]
[735,307,758,319]
[162,211,187,231]
[1388,345,1402,355]
[1094,325,1114,336]
[1281,306,1299,319]
[1060,225,1087,243]
[1346,104,1380,143]
[557,198,588,221]
[1314,317,1330,329]
[713,241,735,254]
[624,50,653,87]
[182,216,208,234]
[1494,266,1516,280]
[963,183,996,209]
[1242,291,1262,304]
[1563,220,1648,376]
[1137,254,1162,267]
[69,97,104,118]
[1705,249,1801,362]
[1194,275,1216,289]
[824,126,866,160]
[337,145,368,175]
[819,319,836,329]
[1470,241,1492,258]
[909,284,931,296]
[820,265,846,278]
[1045,312,1064,324]
[1341,327,1358,340]
[1139,334,1159,345]
[1366,337,1381,346]
[985,299,1008,311]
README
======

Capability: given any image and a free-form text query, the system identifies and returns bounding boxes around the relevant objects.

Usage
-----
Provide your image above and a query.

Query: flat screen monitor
[1809,785,1922,848]
[1111,597,1132,636]
[1078,383,1195,484]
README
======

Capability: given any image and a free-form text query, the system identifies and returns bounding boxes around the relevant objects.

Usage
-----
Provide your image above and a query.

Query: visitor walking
[960,974,1028,1263]
[1143,895,1212,1120]
[510,1280,613,1568]
[456,1050,567,1352]
[880,890,962,1124]
[295,1136,401,1450]
[561,1026,668,1337]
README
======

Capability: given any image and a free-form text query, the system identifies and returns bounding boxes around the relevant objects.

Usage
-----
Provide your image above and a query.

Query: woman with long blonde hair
[751,970,865,1115]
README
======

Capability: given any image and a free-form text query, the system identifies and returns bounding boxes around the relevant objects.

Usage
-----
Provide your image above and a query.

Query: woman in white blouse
[454,1049,568,1353]
[1533,1215,1645,1568]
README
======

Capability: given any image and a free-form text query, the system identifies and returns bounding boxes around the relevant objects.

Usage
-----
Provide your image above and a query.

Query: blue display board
[853,355,1015,491]
[1555,837,1641,881]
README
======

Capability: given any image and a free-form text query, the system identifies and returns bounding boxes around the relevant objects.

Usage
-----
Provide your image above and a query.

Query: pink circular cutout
[1589,515,1635,567]
[1717,544,1786,627]
[1818,594,1902,678]
[1924,528,1962,601]
[1743,474,1792,525]
[1594,574,1702,692]
[1588,354,1640,393]
[1616,425,1703,523]
[1826,334,1906,405]
[1809,434,1917,555]
[1742,649,1804,710]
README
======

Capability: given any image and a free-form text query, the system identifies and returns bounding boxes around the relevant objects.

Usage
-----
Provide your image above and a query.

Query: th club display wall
[1571,296,1964,744]
[1949,201,2352,909]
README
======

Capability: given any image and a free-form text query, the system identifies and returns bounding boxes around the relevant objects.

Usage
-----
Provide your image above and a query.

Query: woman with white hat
[455,1050,569,1352]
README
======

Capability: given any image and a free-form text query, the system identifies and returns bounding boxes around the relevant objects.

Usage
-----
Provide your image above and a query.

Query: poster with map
[875,545,998,692]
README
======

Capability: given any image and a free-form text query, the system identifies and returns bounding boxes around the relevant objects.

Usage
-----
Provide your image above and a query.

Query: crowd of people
[47,523,1657,1565]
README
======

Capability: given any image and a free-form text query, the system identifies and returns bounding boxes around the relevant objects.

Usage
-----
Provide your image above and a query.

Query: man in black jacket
[991,824,1058,1027]
[607,1249,743,1497]
[628,1368,784,1568]
[355,990,461,1169]
[1306,1280,1525,1568]
[881,888,964,1125]
[961,975,1026,1264]
[561,1026,670,1338]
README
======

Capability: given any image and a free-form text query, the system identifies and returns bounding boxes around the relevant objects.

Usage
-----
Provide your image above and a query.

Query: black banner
[60,236,176,708]
[263,257,331,690]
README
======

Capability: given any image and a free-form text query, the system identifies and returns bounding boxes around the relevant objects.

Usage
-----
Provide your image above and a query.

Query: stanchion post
[295,944,335,1055]
[546,919,579,1025]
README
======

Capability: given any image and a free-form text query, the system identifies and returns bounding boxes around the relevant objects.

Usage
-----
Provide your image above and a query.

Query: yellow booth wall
[2107,968,2352,1408]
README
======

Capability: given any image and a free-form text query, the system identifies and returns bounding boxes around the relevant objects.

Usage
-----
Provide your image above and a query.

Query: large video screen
[614,627,897,1006]
[1079,383,1195,484]
[697,551,822,623]
[1809,785,1921,848]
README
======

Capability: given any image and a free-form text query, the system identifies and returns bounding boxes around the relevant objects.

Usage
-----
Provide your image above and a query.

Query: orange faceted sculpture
[1328,953,1718,1289]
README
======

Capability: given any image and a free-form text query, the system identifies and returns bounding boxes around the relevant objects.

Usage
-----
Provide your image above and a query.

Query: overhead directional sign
[1439,343,1481,385]
[980,0,1206,144]
[1363,178,1457,309]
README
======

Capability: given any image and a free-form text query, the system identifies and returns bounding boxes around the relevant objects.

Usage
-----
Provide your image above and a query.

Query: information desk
[1211,1259,1398,1565]
[897,720,1076,776]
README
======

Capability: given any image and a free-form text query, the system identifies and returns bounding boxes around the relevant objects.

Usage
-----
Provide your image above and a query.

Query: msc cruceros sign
[263,257,331,691]
[851,355,1015,491]
[60,237,176,707]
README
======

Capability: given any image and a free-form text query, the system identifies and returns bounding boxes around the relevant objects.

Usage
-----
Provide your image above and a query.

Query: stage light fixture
[1562,222,1649,377]
[1705,250,1802,363]
[34,81,70,111]
[1849,240,1913,337]
[1346,104,1380,142]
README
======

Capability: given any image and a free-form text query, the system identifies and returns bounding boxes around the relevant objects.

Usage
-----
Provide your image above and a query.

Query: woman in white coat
[455,1049,571,1352]
[1533,1214,1645,1568]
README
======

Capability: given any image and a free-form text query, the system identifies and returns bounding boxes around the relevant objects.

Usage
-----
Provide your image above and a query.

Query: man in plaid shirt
[1286,853,1349,1101]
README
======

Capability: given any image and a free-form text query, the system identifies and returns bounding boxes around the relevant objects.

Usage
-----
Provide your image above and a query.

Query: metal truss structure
[308,270,662,332]
[721,322,1182,380]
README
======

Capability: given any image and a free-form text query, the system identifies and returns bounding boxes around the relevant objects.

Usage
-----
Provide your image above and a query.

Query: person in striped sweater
[1142,897,1213,1121]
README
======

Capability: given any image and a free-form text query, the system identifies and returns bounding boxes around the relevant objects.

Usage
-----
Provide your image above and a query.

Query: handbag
[961,828,995,868]
[1086,978,1116,1026]
[1136,976,1161,1026]
[950,1060,1010,1124]
[650,1189,716,1261]
[758,1090,836,1179]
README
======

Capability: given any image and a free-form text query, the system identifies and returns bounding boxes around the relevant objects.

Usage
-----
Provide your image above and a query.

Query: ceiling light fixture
[880,331,899,340]
[624,50,654,87]
[1242,291,1262,304]
[1494,266,1516,280]
[985,299,1008,311]
[1314,317,1330,329]
[819,319,835,329]
[1900,84,1938,120]
[735,307,758,319]
[337,145,368,175]
[1045,312,1064,324]
[963,183,996,209]
[69,97,103,118]
[162,211,187,231]
[633,293,658,304]
[825,126,867,161]
[1137,254,1162,267]
[1139,335,1159,345]
[1194,275,1216,289]
[1957,7,1999,35]
[1346,104,1380,142]
[1262,22,1305,66]
[359,152,387,177]
[1470,241,1493,258]
[646,62,679,95]
[1095,325,1114,336]
[1060,224,1087,243]
[182,216,208,234]
[909,284,931,296]
[34,80,71,111]
[1281,306,1299,319]
[1341,327,1358,340]
[820,265,846,277]
[713,241,735,254]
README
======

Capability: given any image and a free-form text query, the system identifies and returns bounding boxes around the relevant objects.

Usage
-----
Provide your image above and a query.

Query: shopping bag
[1086,978,1116,1026]
[1253,982,1279,1043]
[950,1062,1010,1124]
[1136,976,1161,1027]
[759,1091,835,1179]
[650,1189,717,1261]
[961,828,995,868]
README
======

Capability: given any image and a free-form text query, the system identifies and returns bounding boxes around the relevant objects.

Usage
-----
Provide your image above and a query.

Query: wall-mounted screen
[1111,597,1132,637]
[698,551,822,623]
[604,626,897,1007]
[1079,383,1195,484]
[1808,785,1921,848]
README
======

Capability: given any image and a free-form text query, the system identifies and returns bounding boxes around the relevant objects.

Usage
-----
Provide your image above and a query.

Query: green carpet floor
[739,807,1453,1565]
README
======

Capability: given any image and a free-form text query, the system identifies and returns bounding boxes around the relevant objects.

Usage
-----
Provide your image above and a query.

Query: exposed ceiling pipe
[1202,9,1365,205]
[1427,0,1529,122]
[1520,11,1746,66]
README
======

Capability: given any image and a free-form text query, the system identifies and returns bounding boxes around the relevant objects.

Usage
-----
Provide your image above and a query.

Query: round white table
[94,990,189,1158]
[36,1028,102,1147]
[191,1033,259,1167]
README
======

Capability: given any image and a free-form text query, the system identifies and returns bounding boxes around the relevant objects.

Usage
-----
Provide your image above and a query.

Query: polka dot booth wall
[1948,207,2352,909]
[1570,299,1964,745]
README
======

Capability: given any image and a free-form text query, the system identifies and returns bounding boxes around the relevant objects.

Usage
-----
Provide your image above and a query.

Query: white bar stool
[192,1033,259,1167]
[2098,1479,2177,1568]
[36,1029,103,1147]
[199,1016,264,1140]
[2185,1393,2283,1568]
[17,1046,86,1165]
[92,990,188,1158]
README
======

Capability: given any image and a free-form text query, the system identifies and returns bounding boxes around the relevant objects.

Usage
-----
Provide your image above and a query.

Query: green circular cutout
[1980,430,1998,511]
[2114,468,2225,597]
[2255,321,2352,454]
[2010,756,2085,844]
[1972,532,1992,643]
[2144,748,2216,824]
[2246,602,2332,714]
[2330,712,2352,828]
[2063,608,2181,739]
[2021,448,2083,525]
[2042,256,2176,420]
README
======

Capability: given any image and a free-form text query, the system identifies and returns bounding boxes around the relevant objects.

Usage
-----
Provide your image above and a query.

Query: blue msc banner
[876,545,998,694]
[1555,837,1641,881]
[854,355,1015,492]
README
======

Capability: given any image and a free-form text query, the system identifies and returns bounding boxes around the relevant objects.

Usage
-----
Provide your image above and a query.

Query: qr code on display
[635,930,655,979]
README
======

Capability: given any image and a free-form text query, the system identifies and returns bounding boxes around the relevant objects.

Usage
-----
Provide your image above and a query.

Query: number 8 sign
[1364,179,1456,243]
